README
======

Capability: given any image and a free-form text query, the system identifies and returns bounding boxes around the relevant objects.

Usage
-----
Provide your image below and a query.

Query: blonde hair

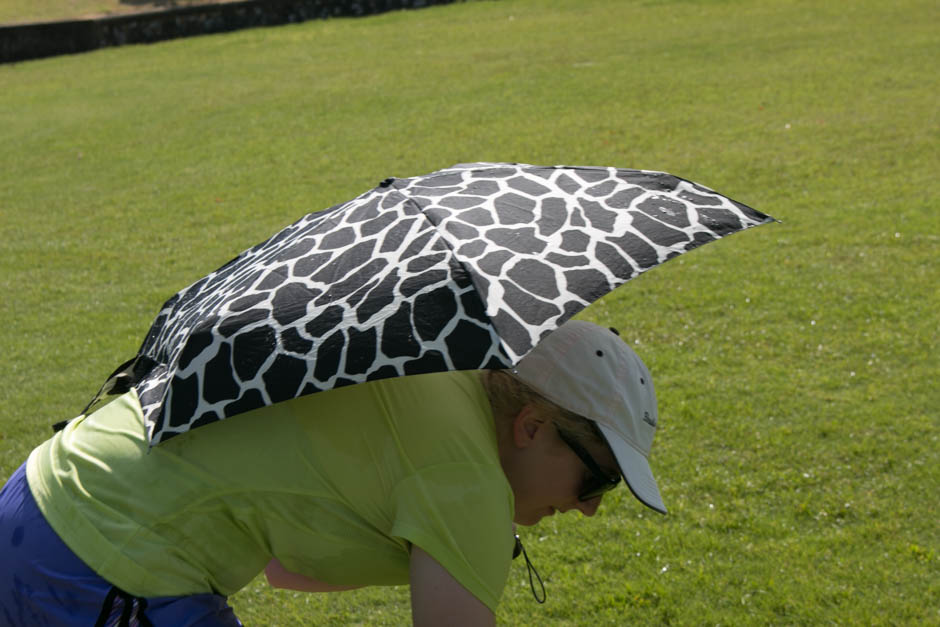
[479,369,603,446]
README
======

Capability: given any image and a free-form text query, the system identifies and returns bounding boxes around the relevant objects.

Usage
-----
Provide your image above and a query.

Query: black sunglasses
[555,426,621,502]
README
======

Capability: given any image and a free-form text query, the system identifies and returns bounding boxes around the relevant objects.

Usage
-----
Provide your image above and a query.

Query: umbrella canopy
[91,163,775,445]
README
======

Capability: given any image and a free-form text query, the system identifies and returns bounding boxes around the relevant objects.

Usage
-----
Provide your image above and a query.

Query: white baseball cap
[512,320,666,514]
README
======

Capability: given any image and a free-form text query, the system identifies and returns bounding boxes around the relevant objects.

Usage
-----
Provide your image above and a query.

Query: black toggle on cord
[513,534,546,603]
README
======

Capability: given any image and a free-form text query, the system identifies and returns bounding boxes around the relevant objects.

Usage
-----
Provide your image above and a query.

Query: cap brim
[597,422,667,514]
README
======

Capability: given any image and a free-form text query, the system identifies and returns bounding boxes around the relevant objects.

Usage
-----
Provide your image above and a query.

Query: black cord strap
[513,534,546,604]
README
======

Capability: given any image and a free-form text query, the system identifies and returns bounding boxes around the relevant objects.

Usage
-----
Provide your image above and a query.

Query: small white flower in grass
[660,565,669,574]
[894,232,901,238]
[850,371,856,377]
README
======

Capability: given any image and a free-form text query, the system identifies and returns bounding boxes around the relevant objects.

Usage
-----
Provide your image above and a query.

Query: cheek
[504,456,544,508]
[551,448,584,491]
[539,451,583,504]
[508,441,584,520]
[511,464,553,517]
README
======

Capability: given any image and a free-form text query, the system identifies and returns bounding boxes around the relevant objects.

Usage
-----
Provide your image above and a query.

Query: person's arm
[409,545,495,627]
[264,558,363,592]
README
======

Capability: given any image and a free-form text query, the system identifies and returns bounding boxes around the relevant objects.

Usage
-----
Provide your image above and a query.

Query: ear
[511,404,547,448]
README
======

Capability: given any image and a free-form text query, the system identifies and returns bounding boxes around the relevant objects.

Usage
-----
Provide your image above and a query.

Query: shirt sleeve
[390,462,515,612]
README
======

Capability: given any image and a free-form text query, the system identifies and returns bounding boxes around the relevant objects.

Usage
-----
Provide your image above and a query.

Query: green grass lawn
[1,0,937,624]
[0,0,217,24]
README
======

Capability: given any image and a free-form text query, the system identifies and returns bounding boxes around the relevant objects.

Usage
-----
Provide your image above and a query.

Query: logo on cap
[643,410,656,428]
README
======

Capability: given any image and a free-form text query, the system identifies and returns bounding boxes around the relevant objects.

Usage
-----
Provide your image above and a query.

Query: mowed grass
[0,0,217,24]
[1,0,937,624]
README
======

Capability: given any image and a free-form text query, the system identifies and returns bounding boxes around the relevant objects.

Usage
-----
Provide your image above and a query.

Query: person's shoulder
[377,371,494,436]
[400,370,488,407]
[374,369,483,395]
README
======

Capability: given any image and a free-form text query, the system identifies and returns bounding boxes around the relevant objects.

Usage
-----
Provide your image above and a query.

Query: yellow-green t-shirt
[27,370,515,611]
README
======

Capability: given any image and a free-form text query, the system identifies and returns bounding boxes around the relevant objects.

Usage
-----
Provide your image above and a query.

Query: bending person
[0,320,666,626]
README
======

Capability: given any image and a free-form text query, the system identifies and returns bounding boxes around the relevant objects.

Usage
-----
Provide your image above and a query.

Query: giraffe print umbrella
[87,163,775,444]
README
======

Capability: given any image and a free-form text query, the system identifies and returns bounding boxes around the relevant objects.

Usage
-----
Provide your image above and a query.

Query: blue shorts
[0,462,242,626]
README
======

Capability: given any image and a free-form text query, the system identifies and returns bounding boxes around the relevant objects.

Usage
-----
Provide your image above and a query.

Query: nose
[576,495,602,517]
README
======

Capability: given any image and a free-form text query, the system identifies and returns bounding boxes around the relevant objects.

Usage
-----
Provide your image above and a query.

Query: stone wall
[1,0,463,64]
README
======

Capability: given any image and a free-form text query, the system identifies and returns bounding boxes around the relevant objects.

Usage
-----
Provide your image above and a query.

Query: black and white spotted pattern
[98,163,774,444]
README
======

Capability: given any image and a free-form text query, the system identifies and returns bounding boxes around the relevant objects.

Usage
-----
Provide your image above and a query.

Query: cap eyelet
[596,350,604,357]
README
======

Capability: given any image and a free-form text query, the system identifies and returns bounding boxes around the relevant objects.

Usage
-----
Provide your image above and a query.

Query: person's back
[26,370,514,605]
[3,319,665,626]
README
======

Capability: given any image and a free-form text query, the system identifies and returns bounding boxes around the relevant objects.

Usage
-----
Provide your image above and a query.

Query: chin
[514,511,546,527]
